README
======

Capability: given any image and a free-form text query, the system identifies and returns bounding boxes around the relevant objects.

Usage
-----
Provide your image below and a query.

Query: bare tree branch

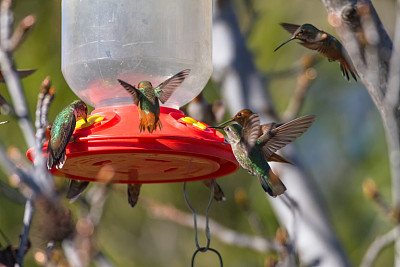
[213,1,350,266]
[141,197,278,253]
[282,55,318,122]
[319,1,400,265]
[360,226,400,267]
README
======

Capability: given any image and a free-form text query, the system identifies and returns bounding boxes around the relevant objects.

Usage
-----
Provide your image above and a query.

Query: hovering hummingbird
[127,184,142,207]
[274,23,357,81]
[66,180,90,203]
[215,114,287,196]
[47,100,88,170]
[220,109,315,165]
[214,112,315,196]
[118,69,191,133]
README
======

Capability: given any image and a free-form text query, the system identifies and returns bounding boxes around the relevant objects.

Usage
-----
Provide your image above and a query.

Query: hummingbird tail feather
[258,169,286,197]
[47,154,54,170]
[127,184,142,207]
[339,59,358,81]
[56,153,67,169]
[139,110,160,133]
[66,180,89,203]
[202,179,226,202]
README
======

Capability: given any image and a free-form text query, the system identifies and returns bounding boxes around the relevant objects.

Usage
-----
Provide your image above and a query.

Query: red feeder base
[26,105,238,184]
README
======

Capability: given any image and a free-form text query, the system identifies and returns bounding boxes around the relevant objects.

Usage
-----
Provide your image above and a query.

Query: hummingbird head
[274,23,321,52]
[233,109,254,125]
[217,109,254,128]
[138,81,152,89]
[292,24,320,42]
[223,124,242,144]
[72,100,88,123]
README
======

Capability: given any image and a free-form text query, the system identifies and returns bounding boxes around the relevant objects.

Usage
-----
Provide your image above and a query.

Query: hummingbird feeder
[27,0,238,184]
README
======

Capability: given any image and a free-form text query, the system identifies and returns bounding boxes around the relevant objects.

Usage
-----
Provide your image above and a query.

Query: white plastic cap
[62,0,212,109]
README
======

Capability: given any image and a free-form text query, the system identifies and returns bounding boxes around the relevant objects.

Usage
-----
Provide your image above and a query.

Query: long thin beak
[216,118,234,128]
[274,36,295,52]
[83,114,88,123]
[208,126,224,130]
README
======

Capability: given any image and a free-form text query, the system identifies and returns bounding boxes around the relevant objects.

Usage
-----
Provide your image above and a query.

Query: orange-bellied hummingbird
[118,69,191,133]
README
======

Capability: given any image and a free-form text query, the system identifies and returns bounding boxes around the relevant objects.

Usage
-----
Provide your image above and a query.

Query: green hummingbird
[118,69,191,133]
[274,23,357,81]
[47,100,88,170]
[214,112,315,196]
[216,114,286,196]
[219,109,315,165]
[219,109,290,164]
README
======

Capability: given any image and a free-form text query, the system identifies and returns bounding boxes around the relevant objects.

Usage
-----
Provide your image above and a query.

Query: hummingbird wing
[0,69,36,83]
[258,115,315,159]
[155,69,191,104]
[280,23,301,34]
[260,122,284,135]
[47,113,76,169]
[118,79,140,105]
[242,113,261,152]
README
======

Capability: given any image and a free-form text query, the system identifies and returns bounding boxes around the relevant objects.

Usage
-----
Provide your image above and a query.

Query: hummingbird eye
[237,112,242,117]
[226,127,230,132]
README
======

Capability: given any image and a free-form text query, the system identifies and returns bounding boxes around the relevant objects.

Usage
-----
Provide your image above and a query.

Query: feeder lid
[27,106,238,183]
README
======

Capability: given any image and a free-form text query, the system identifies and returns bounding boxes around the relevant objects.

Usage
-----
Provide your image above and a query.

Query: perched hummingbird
[274,23,357,81]
[118,69,191,133]
[127,184,142,207]
[66,180,90,203]
[216,114,287,196]
[47,100,88,170]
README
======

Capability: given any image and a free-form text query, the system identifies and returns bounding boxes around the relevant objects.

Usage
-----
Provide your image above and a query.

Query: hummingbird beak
[82,114,88,123]
[274,36,296,52]
[208,126,224,130]
[216,118,234,128]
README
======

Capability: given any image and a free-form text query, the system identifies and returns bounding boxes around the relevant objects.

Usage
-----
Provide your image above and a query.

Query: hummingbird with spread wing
[118,69,191,133]
[215,114,287,196]
[214,112,315,196]
[219,109,315,165]
[274,23,357,81]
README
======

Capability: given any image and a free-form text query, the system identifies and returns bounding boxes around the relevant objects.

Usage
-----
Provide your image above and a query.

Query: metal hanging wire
[183,181,223,267]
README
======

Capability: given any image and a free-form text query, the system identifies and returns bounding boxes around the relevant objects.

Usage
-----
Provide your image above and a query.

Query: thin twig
[15,199,33,267]
[9,15,35,52]
[0,0,35,147]
[282,55,317,122]
[360,226,400,267]
[141,197,278,253]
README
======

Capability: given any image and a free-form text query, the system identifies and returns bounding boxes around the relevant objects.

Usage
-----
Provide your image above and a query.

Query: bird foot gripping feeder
[27,0,238,183]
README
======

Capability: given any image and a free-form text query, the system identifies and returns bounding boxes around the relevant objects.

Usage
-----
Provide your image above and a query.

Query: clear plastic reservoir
[61,0,212,109]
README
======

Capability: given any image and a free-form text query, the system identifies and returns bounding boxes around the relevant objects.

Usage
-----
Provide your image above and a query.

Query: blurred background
[0,0,396,266]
